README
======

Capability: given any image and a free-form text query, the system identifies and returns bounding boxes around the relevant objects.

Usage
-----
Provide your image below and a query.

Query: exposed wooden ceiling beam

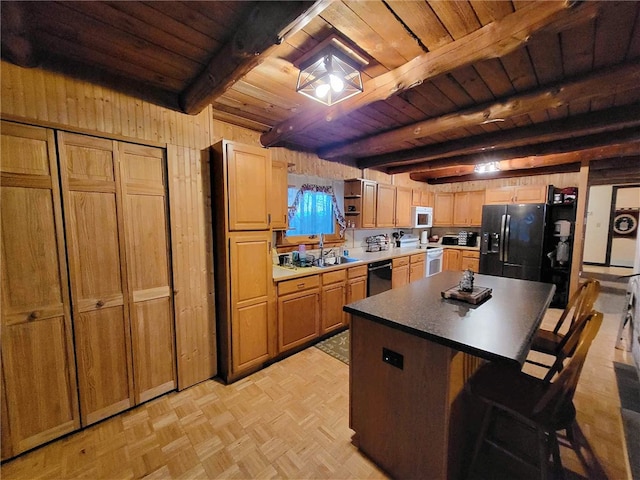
[418,163,581,184]
[261,0,597,147]
[180,1,323,115]
[385,126,640,175]
[409,142,640,183]
[353,103,640,169]
[324,62,640,161]
[1,2,38,67]
[387,129,640,175]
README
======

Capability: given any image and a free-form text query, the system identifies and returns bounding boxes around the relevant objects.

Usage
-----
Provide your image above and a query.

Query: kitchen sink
[317,256,361,267]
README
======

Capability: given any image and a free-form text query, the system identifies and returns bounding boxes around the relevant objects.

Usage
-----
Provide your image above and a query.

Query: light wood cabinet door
[225,142,271,231]
[395,186,412,227]
[409,254,426,283]
[322,282,347,334]
[468,191,485,226]
[376,184,396,227]
[485,185,546,205]
[433,193,454,226]
[453,192,470,226]
[443,249,462,271]
[461,251,480,272]
[278,288,320,352]
[454,191,485,226]
[1,123,80,458]
[229,231,274,372]
[361,180,377,228]
[347,276,367,304]
[392,257,410,289]
[514,185,547,203]
[57,132,134,425]
[120,143,176,404]
[271,160,288,230]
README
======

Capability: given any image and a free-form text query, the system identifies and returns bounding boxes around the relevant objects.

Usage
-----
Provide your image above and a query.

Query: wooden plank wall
[1,61,216,390]
[0,60,584,393]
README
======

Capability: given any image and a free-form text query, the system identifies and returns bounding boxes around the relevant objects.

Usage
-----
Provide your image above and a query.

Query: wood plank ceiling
[2,1,639,183]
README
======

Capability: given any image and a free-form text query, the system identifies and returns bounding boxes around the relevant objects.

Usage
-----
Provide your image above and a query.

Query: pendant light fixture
[295,34,368,107]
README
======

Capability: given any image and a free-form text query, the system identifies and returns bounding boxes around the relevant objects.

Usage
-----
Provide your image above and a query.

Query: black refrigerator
[479,203,547,281]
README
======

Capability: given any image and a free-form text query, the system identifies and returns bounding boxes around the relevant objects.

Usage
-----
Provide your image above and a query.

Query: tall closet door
[119,143,176,403]
[57,132,134,425]
[0,122,80,458]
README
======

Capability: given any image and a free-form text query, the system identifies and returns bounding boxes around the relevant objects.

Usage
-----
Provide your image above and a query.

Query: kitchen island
[344,271,555,479]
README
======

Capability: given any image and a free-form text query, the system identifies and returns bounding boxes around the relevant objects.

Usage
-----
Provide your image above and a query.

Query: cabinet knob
[28,311,40,320]
[96,300,105,307]
[174,290,180,295]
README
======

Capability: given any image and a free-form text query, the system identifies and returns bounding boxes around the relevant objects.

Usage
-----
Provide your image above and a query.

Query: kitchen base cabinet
[277,276,321,352]
[409,253,426,282]
[347,265,368,305]
[392,256,410,289]
[229,232,276,372]
[322,270,347,334]
[443,249,462,271]
[461,251,480,272]
[1,122,80,459]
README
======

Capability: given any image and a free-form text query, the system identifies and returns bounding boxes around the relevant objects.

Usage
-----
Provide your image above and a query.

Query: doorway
[583,184,639,278]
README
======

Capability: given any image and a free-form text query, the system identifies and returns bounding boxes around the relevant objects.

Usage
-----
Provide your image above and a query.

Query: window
[287,187,334,236]
[276,183,346,248]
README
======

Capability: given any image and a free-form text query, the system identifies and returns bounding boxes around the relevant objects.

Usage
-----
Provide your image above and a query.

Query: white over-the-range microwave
[412,206,433,228]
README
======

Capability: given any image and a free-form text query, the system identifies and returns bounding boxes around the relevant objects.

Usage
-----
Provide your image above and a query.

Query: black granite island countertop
[343,270,555,367]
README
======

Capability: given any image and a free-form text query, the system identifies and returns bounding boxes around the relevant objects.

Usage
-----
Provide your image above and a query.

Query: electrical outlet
[382,347,403,369]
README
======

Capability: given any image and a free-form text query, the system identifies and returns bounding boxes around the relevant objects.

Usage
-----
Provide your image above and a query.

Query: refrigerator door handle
[499,214,507,262]
[504,214,511,263]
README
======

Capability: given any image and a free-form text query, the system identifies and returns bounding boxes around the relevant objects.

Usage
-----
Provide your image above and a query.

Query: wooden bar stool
[527,279,600,377]
[466,311,603,480]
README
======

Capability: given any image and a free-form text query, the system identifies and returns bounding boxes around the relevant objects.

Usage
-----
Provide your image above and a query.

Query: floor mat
[315,330,349,364]
[614,361,640,480]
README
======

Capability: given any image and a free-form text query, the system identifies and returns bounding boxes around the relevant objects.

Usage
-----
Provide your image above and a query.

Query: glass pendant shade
[296,45,363,106]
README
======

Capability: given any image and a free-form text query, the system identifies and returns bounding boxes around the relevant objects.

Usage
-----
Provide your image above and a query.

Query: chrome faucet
[319,233,324,260]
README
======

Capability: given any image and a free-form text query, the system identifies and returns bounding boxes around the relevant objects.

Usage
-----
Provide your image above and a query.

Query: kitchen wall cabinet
[345,180,412,228]
[225,142,272,230]
[1,123,80,459]
[271,159,289,230]
[433,192,455,226]
[321,270,347,334]
[409,253,426,282]
[58,132,176,424]
[461,251,480,272]
[347,265,368,307]
[212,140,275,382]
[392,256,411,289]
[395,186,413,227]
[484,185,547,205]
[453,191,485,226]
[277,275,321,352]
[443,249,462,271]
[412,189,433,207]
[361,180,378,228]
[376,184,397,227]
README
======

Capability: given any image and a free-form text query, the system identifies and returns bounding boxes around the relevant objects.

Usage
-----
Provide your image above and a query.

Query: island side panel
[349,314,451,479]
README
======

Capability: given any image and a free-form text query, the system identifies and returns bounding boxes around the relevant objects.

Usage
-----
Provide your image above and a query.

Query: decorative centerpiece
[441,269,492,305]
[459,269,474,292]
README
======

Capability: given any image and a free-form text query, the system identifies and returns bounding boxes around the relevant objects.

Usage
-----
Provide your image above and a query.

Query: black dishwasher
[367,259,392,297]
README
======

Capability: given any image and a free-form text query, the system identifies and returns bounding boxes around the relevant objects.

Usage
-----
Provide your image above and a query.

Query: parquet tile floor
[1,295,634,479]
